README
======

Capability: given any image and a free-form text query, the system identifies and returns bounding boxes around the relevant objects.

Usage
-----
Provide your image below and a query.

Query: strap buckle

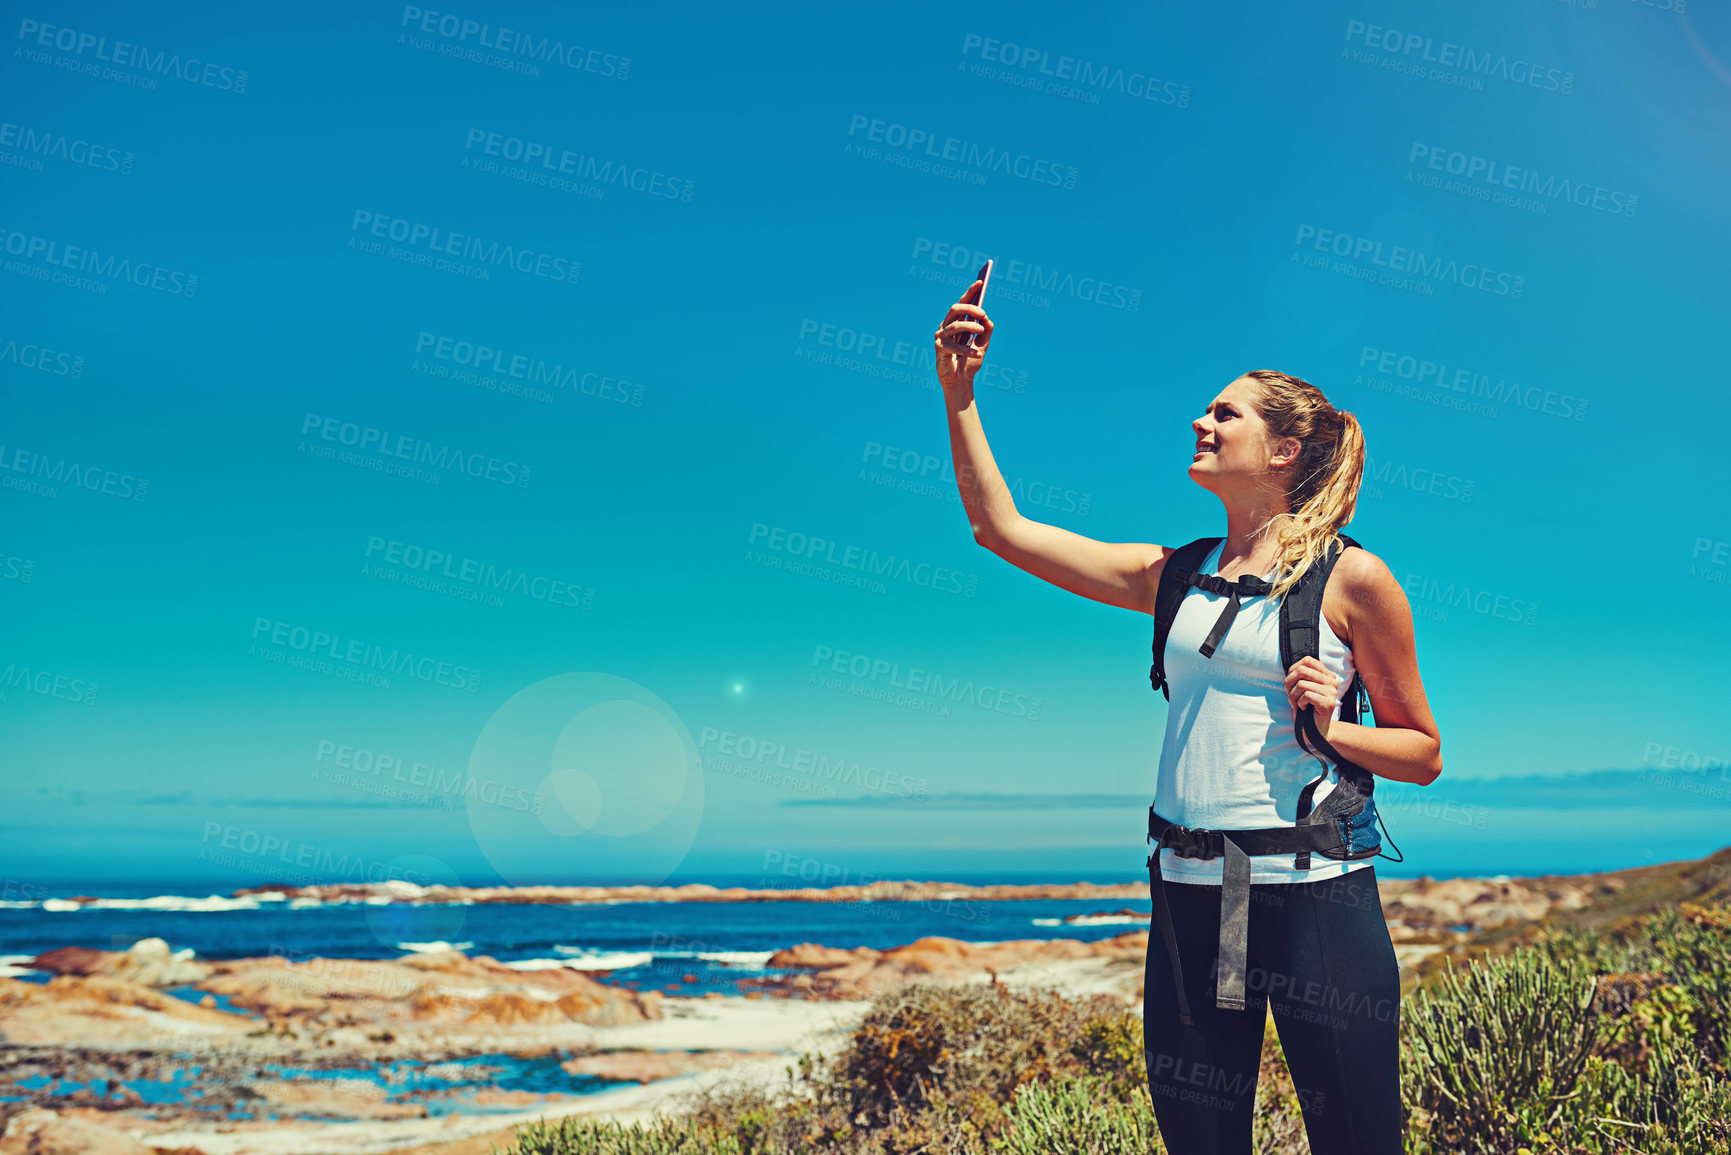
[1160,822,1221,862]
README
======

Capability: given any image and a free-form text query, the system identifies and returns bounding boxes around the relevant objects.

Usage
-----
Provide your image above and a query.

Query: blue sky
[3,1,1729,890]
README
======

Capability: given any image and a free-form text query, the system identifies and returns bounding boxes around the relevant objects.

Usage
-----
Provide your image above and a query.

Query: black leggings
[1141,866,1403,1155]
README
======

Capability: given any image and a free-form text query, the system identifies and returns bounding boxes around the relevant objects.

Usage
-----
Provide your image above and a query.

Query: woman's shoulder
[1332,542,1400,603]
[1321,541,1407,649]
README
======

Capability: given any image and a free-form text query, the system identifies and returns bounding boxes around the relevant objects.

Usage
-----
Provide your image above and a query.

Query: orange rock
[0,1109,155,1155]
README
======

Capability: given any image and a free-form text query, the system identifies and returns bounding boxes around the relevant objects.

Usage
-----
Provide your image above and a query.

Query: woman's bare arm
[934,283,1172,617]
[1286,547,1443,786]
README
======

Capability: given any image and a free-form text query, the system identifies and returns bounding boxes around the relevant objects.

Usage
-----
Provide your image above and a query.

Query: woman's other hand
[1284,656,1343,741]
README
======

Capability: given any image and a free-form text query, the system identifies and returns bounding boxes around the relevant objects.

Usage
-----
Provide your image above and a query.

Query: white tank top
[1154,540,1375,886]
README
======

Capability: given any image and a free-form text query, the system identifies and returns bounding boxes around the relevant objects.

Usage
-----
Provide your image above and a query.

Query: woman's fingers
[1284,656,1333,688]
[934,320,986,353]
[959,277,983,305]
[942,304,989,328]
[1286,660,1338,714]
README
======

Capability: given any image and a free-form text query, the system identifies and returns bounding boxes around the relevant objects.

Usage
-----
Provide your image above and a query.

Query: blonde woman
[933,279,1441,1155]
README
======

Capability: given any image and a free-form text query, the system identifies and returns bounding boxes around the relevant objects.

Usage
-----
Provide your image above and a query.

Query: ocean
[0,882,1153,998]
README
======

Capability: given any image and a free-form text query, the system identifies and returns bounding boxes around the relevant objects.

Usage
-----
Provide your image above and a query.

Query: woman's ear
[1268,436,1305,470]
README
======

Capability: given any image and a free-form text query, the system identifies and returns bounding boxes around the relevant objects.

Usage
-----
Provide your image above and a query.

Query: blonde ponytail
[1241,370,1367,603]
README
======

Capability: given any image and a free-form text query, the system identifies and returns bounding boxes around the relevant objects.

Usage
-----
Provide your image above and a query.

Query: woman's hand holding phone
[934,260,993,393]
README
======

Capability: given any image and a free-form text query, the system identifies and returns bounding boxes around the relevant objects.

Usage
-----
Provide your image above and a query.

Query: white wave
[35,894,274,914]
[508,953,657,972]
[289,897,324,909]
[696,951,775,967]
[396,941,474,953]
[1063,915,1148,927]
[550,945,772,968]
[1032,914,1147,928]
[0,954,41,978]
[0,901,42,909]
[539,949,657,971]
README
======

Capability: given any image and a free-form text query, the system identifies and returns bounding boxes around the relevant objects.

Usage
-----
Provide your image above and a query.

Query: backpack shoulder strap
[1148,537,1222,699]
[1280,533,1374,867]
[1282,532,1375,802]
[1278,533,1360,675]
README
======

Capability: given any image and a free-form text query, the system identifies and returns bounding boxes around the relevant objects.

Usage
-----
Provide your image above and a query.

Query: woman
[932,278,1442,1155]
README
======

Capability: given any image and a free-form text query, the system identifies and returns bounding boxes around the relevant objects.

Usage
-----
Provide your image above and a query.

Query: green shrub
[828,981,1131,1142]
[1402,907,1731,1155]
[1071,1008,1147,1097]
[987,1075,1158,1155]
[1401,945,1604,1152]
[1647,904,1731,1065]
[498,1114,746,1155]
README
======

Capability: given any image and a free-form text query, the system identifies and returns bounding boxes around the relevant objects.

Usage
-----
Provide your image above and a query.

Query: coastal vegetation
[502,896,1731,1154]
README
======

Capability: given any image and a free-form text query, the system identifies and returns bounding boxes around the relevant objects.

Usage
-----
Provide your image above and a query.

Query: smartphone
[967,259,992,350]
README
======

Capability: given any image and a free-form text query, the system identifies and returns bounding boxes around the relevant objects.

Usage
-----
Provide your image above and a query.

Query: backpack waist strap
[1145,808,1347,1024]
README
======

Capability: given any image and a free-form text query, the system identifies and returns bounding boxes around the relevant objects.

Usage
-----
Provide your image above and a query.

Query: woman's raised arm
[934,281,1173,617]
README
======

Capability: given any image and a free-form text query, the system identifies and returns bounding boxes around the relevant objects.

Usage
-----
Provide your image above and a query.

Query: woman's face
[1189,377,1299,497]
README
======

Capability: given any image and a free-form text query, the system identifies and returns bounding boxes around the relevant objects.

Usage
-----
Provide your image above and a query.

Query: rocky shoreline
[221,879,1154,906]
[0,857,1689,1153]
